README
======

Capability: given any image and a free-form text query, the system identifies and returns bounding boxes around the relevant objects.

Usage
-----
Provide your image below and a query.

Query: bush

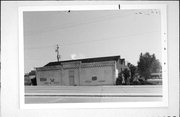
[116,77,122,85]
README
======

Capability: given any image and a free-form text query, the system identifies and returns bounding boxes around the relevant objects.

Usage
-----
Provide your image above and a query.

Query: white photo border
[19,4,168,109]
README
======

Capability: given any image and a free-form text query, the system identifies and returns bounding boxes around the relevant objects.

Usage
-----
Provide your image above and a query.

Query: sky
[24,9,161,73]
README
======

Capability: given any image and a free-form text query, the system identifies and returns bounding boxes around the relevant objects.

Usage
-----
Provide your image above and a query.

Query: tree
[122,68,131,85]
[150,59,162,73]
[137,52,161,80]
[24,74,32,86]
[116,70,130,85]
[116,72,123,85]
[127,63,137,84]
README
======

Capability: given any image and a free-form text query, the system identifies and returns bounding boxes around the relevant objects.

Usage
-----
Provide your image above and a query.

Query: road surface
[25,85,162,104]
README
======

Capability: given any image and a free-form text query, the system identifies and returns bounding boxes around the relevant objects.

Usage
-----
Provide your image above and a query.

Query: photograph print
[22,7,164,104]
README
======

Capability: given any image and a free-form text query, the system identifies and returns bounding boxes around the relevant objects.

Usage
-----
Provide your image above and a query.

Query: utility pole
[55,44,60,62]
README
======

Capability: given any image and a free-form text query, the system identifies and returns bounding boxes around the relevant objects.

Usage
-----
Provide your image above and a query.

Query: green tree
[137,52,161,80]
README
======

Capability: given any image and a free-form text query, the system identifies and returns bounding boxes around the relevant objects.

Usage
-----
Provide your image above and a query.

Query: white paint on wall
[36,61,117,86]
[80,66,114,86]
[36,70,61,86]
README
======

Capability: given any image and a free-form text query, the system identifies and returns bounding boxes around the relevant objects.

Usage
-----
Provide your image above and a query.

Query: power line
[25,11,134,36]
[25,9,160,37]
[25,30,160,50]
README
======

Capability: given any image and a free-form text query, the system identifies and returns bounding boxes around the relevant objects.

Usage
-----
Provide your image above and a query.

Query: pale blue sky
[24,9,161,73]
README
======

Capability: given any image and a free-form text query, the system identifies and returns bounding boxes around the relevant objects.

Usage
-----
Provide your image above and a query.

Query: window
[40,78,47,81]
[92,76,97,81]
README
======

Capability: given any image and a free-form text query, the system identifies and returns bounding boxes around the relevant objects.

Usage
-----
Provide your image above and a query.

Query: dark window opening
[92,76,97,81]
[40,78,47,81]
[31,77,37,86]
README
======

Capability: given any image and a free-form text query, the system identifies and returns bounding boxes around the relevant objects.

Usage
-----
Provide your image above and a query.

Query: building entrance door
[69,70,75,86]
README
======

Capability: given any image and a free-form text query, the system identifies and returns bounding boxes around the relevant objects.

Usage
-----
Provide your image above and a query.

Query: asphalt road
[25,85,162,104]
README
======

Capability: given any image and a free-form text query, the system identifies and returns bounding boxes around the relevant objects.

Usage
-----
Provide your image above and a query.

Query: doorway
[69,70,75,86]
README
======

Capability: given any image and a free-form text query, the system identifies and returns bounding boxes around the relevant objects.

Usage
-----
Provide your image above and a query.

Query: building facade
[36,56,128,86]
